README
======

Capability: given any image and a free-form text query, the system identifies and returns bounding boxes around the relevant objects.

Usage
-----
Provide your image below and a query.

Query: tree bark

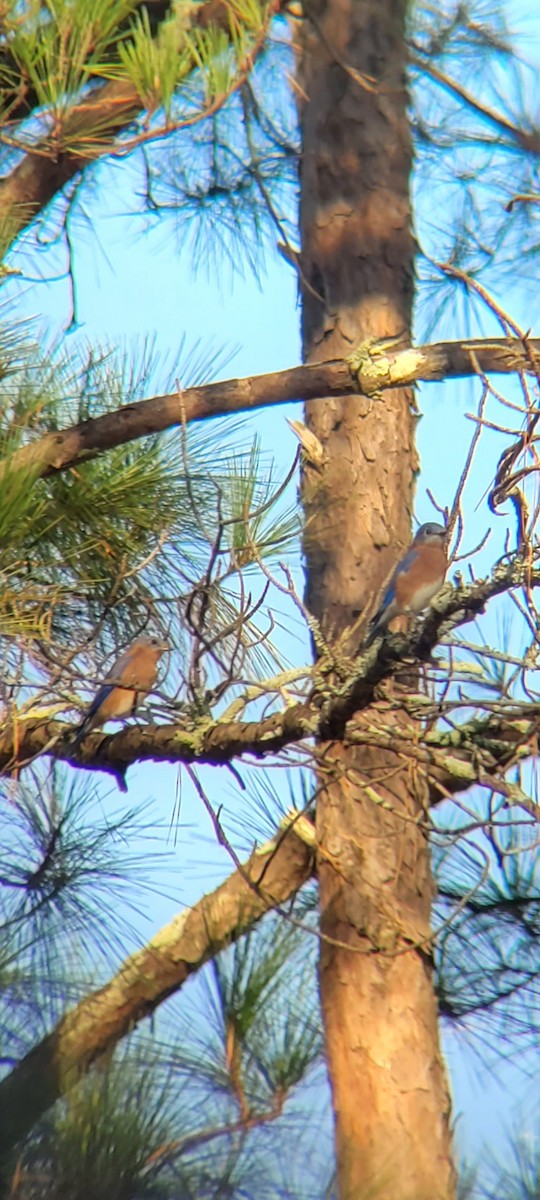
[298,0,456,1195]
[0,0,283,242]
[3,542,538,785]
[0,80,141,230]
[2,334,538,483]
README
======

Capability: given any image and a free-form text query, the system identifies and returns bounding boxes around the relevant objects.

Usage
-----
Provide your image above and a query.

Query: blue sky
[3,0,540,1190]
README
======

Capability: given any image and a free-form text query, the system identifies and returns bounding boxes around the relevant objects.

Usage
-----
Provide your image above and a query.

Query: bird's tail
[69,708,99,750]
[363,611,383,648]
[70,721,91,751]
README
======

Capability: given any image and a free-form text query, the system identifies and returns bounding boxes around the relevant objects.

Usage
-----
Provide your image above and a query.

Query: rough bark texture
[299,1,417,634]
[298,1,456,1196]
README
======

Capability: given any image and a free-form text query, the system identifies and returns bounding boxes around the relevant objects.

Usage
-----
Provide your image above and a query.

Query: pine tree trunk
[297,1,457,1196]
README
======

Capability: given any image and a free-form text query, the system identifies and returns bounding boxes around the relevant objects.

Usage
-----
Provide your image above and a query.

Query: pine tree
[1,1,540,1196]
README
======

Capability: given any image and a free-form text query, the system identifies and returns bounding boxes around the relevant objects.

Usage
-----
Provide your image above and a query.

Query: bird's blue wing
[365,546,420,646]
[84,683,114,723]
[72,645,143,750]
[71,683,115,747]
[378,545,419,612]
[101,648,135,688]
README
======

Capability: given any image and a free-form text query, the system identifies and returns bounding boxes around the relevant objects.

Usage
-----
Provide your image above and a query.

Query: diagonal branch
[409,52,540,155]
[0,0,284,242]
[0,821,314,1161]
[1,576,537,1158]
[2,336,540,483]
[0,80,141,225]
[3,553,540,785]
[346,713,540,813]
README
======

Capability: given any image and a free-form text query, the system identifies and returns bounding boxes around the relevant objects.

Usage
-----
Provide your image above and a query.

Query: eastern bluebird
[364,523,448,647]
[72,636,168,747]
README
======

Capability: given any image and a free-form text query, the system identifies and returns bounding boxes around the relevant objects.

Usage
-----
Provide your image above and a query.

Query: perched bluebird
[72,636,167,747]
[365,523,448,647]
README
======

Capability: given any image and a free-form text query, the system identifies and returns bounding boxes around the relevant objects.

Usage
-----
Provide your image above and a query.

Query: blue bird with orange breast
[72,635,168,748]
[365,523,448,647]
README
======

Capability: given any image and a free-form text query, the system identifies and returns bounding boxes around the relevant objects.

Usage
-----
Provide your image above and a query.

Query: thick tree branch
[346,713,540,813]
[3,555,539,785]
[0,821,314,1160]
[1,568,536,1157]
[3,336,540,482]
[0,0,284,242]
[0,80,140,212]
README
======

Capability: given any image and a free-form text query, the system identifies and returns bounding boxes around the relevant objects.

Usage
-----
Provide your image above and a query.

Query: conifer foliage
[1,2,540,1196]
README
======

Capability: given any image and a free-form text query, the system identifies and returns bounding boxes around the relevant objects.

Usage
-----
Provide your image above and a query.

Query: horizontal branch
[425,713,540,811]
[1,565,537,1159]
[346,710,540,813]
[2,553,538,786]
[0,821,313,1160]
[3,336,540,482]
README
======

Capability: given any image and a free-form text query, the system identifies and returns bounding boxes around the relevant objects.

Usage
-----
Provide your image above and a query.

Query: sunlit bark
[298,0,456,1194]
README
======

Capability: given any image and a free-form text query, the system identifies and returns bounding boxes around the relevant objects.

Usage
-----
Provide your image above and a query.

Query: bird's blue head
[413,522,447,544]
